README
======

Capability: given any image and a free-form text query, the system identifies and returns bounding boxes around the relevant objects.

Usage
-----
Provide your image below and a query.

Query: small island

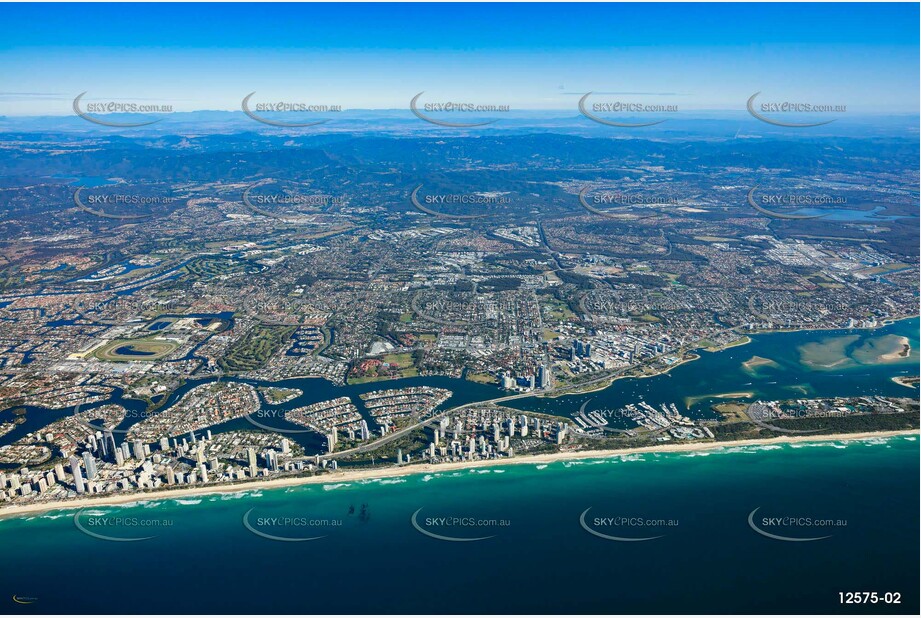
[258,386,302,405]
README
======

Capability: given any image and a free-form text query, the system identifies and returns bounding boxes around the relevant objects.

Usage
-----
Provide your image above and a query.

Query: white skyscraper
[69,456,85,494]
[265,449,279,472]
[82,452,98,481]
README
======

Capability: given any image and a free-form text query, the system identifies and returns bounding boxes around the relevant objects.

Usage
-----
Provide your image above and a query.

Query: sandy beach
[891,376,919,389]
[744,314,918,337]
[1,429,916,520]
[878,336,912,361]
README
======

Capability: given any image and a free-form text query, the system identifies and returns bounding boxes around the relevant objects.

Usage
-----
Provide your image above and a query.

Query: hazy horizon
[2,3,918,116]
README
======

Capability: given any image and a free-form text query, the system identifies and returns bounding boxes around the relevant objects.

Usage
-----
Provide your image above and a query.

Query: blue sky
[1,3,918,115]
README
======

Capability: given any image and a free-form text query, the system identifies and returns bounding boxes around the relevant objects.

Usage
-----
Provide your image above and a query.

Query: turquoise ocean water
[1,435,917,614]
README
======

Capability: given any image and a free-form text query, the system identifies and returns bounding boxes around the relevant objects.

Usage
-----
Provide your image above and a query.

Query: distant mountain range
[1,109,917,138]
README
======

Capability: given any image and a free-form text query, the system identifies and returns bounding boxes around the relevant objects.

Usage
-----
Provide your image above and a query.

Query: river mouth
[1,318,918,456]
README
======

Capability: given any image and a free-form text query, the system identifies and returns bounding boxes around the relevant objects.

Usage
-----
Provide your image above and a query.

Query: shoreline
[544,352,702,399]
[742,313,919,337]
[891,375,919,389]
[701,335,752,353]
[2,315,916,412]
[543,314,919,400]
[2,429,916,520]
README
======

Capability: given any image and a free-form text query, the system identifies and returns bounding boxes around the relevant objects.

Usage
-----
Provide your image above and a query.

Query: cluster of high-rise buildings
[415,410,571,465]
[570,339,592,361]
[499,364,552,391]
[326,418,372,453]
[0,425,325,505]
